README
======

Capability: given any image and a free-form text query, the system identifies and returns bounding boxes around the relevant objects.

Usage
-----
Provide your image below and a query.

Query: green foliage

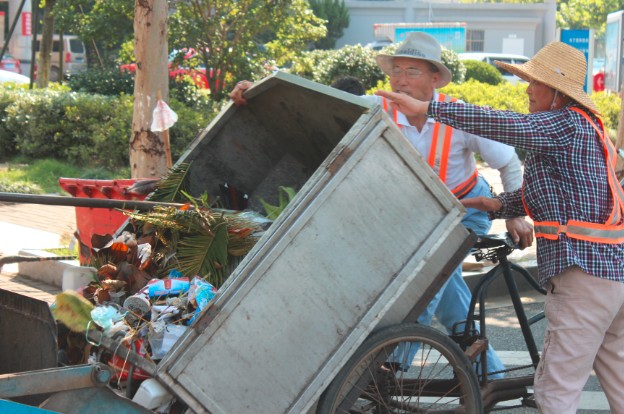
[169,0,327,100]
[556,0,618,36]
[149,162,193,203]
[441,48,466,84]
[0,179,43,194]
[0,158,109,194]
[0,87,217,171]
[309,0,350,50]
[591,90,621,139]
[440,80,529,112]
[68,66,135,95]
[289,44,385,90]
[54,0,135,67]
[258,186,297,219]
[462,60,504,85]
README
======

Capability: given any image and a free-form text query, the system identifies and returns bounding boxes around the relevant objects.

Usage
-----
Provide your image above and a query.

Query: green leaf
[150,162,193,203]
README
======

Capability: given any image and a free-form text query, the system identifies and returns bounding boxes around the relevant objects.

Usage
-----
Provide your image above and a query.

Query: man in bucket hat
[377,41,624,413]
[368,31,533,379]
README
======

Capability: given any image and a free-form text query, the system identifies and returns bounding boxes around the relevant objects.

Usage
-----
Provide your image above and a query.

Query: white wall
[338,0,557,57]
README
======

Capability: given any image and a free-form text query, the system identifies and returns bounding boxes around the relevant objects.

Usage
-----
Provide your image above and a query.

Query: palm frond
[150,162,193,203]
[176,219,230,287]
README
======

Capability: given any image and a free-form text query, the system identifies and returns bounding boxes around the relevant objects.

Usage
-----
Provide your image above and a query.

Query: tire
[317,323,482,414]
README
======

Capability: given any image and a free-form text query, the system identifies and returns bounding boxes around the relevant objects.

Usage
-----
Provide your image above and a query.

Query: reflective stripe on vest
[381,94,478,198]
[525,107,624,243]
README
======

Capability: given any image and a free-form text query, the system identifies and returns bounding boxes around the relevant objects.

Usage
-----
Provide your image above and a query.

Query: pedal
[464,338,488,362]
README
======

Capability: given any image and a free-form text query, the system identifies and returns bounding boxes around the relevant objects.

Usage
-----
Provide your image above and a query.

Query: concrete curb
[17,249,79,288]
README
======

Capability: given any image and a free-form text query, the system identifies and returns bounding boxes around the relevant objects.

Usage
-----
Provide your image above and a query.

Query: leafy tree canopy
[53,0,134,66]
[168,0,327,100]
[557,0,622,36]
[309,0,350,50]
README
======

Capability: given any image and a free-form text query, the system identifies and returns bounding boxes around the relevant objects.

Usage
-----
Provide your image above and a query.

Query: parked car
[0,53,22,74]
[364,39,393,51]
[458,52,530,84]
[0,69,29,84]
[35,34,87,81]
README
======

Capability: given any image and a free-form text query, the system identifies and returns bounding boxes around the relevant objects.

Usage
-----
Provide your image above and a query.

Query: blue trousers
[392,177,505,378]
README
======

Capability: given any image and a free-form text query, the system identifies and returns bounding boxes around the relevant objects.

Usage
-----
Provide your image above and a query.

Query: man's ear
[432,72,443,88]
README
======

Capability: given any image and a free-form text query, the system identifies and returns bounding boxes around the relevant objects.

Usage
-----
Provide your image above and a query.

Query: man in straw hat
[230,31,533,380]
[377,40,624,413]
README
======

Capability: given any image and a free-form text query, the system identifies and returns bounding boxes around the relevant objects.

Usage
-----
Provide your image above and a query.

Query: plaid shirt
[429,100,624,286]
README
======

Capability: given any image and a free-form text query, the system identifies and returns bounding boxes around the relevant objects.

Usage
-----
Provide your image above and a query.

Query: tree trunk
[130,0,169,179]
[36,0,56,88]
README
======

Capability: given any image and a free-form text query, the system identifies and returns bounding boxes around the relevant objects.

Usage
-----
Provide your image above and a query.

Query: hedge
[0,87,220,169]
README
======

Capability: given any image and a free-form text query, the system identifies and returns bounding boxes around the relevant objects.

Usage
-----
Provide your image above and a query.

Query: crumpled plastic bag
[149,323,188,360]
[151,100,178,132]
[91,305,125,332]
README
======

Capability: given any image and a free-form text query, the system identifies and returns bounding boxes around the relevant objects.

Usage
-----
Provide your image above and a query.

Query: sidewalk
[0,202,76,303]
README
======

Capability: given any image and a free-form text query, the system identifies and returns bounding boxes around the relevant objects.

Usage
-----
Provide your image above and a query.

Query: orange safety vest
[382,93,479,199]
[524,107,624,244]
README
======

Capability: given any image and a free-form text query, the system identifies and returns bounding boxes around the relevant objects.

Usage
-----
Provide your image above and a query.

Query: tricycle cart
[0,72,478,413]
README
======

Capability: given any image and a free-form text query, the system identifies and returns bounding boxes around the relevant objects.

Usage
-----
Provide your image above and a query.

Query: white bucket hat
[496,41,598,114]
[376,32,452,87]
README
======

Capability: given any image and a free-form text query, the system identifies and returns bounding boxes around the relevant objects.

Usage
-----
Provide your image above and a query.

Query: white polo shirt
[362,93,516,191]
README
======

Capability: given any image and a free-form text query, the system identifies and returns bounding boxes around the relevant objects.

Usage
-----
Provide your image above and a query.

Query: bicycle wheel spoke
[318,324,482,414]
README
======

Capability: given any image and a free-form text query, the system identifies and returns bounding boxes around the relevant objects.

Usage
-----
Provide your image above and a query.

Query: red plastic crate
[58,178,150,265]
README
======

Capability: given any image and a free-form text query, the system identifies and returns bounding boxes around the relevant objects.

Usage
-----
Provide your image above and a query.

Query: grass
[0,158,129,194]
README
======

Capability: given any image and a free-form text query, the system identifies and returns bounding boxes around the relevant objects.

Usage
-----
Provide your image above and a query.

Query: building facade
[338,0,557,57]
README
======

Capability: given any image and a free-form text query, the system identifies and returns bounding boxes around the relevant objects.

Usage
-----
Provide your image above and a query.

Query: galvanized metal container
[154,72,474,413]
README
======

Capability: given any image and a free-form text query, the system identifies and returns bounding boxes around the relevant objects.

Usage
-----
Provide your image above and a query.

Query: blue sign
[395,27,466,53]
[560,29,590,92]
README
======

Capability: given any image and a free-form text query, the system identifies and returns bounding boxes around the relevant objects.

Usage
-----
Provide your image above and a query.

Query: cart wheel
[317,323,482,414]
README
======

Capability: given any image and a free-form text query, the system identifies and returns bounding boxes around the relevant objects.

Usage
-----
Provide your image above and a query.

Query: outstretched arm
[375,90,430,116]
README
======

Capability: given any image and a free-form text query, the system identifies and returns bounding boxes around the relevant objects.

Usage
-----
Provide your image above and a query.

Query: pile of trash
[51,203,273,411]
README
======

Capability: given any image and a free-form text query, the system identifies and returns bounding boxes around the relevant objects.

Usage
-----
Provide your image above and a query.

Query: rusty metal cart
[0,72,480,413]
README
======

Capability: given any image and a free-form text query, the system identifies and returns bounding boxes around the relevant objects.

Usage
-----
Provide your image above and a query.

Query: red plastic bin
[58,178,150,265]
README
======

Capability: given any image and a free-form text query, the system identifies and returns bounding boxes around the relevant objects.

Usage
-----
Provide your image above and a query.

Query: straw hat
[376,32,452,87]
[496,41,598,114]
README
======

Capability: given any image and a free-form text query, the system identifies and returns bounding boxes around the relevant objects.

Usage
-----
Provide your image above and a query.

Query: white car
[458,52,530,84]
[364,39,393,51]
[0,69,30,84]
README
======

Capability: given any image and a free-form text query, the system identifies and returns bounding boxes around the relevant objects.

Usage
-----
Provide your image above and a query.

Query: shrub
[440,79,529,112]
[462,60,503,85]
[591,91,620,139]
[441,48,465,84]
[289,45,384,91]
[0,87,219,169]
[68,66,135,95]
[0,179,43,194]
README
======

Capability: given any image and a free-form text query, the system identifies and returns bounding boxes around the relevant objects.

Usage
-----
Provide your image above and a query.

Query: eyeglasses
[390,67,425,79]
